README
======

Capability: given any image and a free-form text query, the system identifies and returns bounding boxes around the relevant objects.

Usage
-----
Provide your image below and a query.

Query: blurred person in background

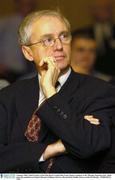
[71,29,97,75]
[71,29,112,81]
[78,0,115,78]
[0,0,38,83]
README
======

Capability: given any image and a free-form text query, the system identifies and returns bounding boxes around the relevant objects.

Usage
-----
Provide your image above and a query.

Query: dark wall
[0,0,115,30]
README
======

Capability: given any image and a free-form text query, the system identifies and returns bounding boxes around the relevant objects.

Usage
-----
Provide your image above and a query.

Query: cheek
[75,53,83,60]
[31,48,43,67]
[39,48,54,59]
[33,51,41,65]
[65,46,71,58]
[36,49,44,59]
[34,48,49,64]
[88,54,95,61]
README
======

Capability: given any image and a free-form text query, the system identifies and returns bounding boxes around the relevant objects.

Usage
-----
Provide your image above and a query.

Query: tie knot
[55,81,60,88]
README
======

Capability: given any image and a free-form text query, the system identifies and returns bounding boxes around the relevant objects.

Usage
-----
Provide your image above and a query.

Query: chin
[58,63,70,73]
[57,59,70,68]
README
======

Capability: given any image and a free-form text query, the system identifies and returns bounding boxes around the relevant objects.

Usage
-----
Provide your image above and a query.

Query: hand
[43,140,66,161]
[39,57,60,98]
[84,115,100,125]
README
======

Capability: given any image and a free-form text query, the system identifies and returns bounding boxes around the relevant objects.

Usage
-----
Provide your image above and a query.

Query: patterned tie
[25,81,60,172]
[25,109,41,142]
[25,108,55,173]
[25,81,60,142]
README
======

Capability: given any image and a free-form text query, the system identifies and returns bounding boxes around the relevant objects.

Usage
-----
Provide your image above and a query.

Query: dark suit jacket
[109,77,115,86]
[0,70,115,173]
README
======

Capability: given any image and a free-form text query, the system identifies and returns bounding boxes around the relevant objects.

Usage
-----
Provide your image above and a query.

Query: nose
[53,38,63,51]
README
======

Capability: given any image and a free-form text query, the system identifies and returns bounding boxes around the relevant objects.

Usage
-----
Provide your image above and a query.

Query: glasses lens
[43,37,54,47]
[60,32,71,43]
[42,32,71,47]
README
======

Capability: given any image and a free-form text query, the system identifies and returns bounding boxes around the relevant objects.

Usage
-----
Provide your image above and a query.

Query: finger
[84,116,100,122]
[52,66,60,80]
[40,69,46,77]
[88,119,100,124]
[44,56,55,66]
[85,119,100,125]
[85,118,100,125]
[85,117,99,121]
[39,58,44,67]
[39,57,54,68]
[84,115,99,120]
[45,57,60,72]
[84,116,100,124]
[90,121,100,125]
[84,115,93,119]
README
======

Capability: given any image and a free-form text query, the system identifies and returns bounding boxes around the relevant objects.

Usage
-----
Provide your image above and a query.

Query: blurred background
[0,0,115,88]
[1,0,115,29]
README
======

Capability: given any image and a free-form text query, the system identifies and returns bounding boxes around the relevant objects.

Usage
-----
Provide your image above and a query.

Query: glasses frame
[25,32,72,47]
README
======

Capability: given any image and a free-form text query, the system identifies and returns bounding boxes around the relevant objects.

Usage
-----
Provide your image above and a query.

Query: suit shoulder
[74,72,115,96]
[86,75,113,88]
[88,75,115,97]
[0,76,37,100]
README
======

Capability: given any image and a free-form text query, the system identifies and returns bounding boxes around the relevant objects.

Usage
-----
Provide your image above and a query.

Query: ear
[22,46,34,62]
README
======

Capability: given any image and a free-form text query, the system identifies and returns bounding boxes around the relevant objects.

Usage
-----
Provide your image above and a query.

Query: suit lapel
[58,69,81,99]
[16,76,39,135]
[16,75,49,142]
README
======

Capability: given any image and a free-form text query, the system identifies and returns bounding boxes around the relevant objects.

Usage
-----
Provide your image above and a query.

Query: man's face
[25,16,71,73]
[71,38,96,71]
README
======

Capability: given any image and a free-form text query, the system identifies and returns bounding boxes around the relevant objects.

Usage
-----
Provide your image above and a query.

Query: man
[71,29,97,75]
[70,29,111,81]
[78,0,115,77]
[0,10,115,173]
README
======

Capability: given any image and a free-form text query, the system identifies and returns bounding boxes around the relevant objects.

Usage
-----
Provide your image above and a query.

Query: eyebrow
[40,31,69,39]
[76,47,96,51]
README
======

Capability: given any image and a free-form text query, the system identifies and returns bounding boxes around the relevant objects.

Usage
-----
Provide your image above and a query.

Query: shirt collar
[58,67,71,87]
[38,67,71,88]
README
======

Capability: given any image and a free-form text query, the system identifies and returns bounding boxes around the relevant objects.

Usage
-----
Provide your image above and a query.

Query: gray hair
[18,9,71,45]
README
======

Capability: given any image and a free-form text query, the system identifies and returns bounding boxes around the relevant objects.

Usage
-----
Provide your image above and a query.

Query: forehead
[30,16,68,38]
[73,38,96,48]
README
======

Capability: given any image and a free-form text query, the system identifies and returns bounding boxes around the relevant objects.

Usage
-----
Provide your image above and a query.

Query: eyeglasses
[26,32,72,47]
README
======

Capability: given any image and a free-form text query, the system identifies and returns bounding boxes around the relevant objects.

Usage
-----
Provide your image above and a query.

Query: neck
[59,66,70,77]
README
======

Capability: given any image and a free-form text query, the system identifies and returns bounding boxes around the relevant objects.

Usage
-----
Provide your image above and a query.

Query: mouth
[54,55,65,61]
